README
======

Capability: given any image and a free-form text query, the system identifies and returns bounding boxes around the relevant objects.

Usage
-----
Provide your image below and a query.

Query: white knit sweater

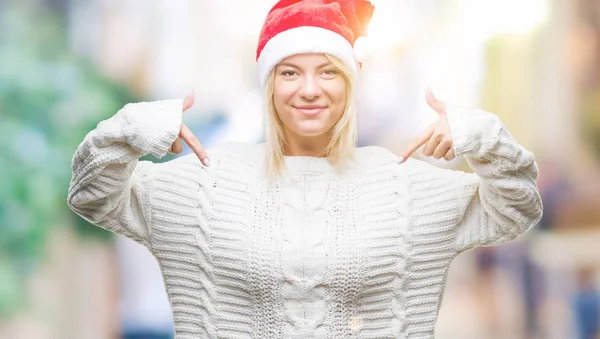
[67,98,543,339]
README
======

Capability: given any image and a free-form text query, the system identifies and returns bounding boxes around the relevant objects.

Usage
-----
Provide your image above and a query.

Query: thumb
[183,90,195,112]
[425,87,445,115]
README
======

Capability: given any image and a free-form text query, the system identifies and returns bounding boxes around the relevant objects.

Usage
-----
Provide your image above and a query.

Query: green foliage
[580,89,600,159]
[0,4,140,318]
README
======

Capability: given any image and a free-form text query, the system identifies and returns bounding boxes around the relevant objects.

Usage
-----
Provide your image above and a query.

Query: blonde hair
[262,54,358,182]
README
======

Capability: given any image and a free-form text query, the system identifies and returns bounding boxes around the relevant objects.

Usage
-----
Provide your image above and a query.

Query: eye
[321,68,339,78]
[280,70,298,77]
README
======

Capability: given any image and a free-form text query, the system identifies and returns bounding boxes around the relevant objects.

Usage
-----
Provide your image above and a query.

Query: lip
[294,105,327,116]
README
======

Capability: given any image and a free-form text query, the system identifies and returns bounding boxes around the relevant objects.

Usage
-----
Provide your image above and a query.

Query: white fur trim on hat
[353,36,373,64]
[257,26,359,93]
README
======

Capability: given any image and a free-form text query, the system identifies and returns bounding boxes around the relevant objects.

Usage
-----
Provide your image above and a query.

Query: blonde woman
[67,0,543,338]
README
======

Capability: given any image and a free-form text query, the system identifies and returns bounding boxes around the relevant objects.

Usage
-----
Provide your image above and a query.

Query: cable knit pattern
[278,170,331,337]
[67,99,543,338]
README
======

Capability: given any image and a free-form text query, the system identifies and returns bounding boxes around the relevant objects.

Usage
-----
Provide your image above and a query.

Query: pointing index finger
[179,123,209,166]
[398,125,434,163]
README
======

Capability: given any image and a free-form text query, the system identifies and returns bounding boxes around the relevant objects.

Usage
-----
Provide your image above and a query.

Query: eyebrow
[277,62,333,69]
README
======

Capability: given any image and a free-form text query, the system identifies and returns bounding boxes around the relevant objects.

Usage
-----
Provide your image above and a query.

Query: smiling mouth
[294,106,326,116]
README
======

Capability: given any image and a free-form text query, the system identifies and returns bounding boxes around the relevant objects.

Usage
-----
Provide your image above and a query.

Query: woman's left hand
[397,88,456,163]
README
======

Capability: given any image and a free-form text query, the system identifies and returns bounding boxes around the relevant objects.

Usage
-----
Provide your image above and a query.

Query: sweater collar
[283,155,334,174]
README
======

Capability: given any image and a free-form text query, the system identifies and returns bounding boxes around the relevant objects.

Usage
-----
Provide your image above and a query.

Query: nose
[298,76,322,100]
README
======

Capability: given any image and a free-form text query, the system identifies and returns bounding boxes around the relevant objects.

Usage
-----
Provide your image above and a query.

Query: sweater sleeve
[444,103,543,252]
[67,98,184,247]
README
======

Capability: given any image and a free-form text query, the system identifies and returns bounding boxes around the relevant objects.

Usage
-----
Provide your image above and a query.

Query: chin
[291,128,326,138]
[291,122,331,137]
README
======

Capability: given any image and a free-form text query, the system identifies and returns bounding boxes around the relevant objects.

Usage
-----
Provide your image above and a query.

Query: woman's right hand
[168,91,211,167]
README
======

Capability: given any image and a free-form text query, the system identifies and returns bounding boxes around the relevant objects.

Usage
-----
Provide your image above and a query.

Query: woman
[67,0,543,338]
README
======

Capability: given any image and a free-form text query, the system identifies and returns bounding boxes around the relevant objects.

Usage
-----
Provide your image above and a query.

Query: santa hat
[256,0,375,92]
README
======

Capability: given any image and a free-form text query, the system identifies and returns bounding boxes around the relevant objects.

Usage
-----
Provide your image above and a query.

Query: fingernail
[187,89,194,97]
[427,86,433,94]
[398,156,404,164]
[203,157,210,167]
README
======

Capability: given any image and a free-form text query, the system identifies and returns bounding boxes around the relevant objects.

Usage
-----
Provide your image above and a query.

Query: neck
[283,129,330,157]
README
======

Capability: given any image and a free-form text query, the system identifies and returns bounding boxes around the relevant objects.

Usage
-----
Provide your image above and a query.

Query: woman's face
[273,53,347,140]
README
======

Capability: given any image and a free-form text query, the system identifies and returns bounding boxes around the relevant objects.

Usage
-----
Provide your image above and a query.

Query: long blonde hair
[263,54,358,182]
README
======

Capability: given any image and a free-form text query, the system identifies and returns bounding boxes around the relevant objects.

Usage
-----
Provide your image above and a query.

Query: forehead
[278,53,330,67]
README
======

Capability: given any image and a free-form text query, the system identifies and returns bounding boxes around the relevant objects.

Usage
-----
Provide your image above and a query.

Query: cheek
[273,80,297,110]
[328,79,347,113]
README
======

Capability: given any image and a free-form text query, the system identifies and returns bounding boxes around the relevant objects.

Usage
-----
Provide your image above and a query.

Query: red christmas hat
[256,0,375,91]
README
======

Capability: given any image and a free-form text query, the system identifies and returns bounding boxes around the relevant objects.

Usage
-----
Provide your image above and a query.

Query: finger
[444,147,456,161]
[167,138,182,154]
[425,87,446,115]
[183,90,195,112]
[398,125,434,162]
[171,138,183,154]
[432,139,452,159]
[179,123,210,166]
[422,130,443,156]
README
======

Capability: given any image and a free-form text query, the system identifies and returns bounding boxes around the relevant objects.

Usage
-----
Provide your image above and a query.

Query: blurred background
[1,0,599,338]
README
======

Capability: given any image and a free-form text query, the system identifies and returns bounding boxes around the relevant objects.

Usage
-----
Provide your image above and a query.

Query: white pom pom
[353,36,373,65]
